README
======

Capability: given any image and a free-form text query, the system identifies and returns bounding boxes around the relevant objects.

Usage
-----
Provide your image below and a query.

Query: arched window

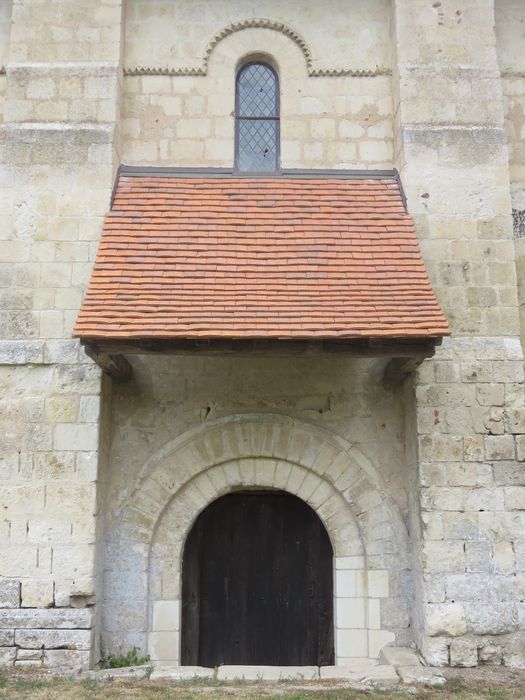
[235,62,280,173]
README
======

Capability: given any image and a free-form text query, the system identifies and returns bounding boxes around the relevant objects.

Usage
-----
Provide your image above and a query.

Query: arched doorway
[181,490,334,666]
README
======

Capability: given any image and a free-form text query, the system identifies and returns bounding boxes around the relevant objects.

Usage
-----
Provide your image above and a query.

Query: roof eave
[80,334,445,382]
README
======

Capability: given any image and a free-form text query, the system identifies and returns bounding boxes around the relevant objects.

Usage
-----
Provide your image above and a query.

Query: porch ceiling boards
[74,168,450,380]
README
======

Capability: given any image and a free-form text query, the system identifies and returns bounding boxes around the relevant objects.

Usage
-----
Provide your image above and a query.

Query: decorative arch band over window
[235,62,280,173]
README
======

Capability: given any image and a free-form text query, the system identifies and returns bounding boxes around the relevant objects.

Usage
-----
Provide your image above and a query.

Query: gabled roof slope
[74,174,450,340]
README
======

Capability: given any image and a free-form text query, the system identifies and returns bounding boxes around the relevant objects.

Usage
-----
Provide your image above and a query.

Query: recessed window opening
[235,62,280,173]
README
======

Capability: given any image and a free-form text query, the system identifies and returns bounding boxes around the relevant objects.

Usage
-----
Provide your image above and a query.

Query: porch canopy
[74,167,449,380]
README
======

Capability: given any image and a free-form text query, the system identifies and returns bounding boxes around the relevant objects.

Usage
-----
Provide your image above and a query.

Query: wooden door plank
[181,491,334,666]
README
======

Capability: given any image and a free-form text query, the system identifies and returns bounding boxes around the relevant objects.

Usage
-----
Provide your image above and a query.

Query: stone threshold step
[87,648,446,688]
[150,661,399,684]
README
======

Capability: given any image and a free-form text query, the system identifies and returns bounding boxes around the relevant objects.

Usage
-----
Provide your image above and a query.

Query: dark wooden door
[181,491,334,667]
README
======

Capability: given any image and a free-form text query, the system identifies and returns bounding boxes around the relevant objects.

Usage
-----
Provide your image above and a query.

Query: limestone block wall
[415,337,525,667]
[0,1,11,123]
[393,0,525,667]
[496,0,525,213]
[0,0,124,671]
[495,1,525,343]
[125,0,391,72]
[121,0,394,168]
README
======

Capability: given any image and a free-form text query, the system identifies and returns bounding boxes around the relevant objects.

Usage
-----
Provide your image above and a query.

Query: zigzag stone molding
[124,18,391,78]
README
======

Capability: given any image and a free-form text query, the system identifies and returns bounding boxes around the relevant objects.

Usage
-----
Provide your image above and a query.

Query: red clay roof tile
[74,175,450,340]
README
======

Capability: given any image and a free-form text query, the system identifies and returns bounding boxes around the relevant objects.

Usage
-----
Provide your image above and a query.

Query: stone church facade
[0,0,525,672]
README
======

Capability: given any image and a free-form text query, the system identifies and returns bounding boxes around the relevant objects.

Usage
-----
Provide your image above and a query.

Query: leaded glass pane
[237,63,278,117]
[235,62,280,172]
[237,119,278,172]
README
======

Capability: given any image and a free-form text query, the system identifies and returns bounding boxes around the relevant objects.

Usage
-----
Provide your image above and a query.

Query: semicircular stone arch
[103,414,410,664]
[203,19,313,75]
[149,459,364,598]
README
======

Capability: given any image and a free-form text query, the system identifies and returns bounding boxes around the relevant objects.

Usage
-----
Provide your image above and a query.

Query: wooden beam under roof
[84,345,132,381]
[81,337,440,381]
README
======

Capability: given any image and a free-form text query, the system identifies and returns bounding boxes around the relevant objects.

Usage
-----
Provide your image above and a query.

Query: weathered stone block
[218,665,319,681]
[501,632,525,669]
[0,341,43,364]
[16,649,42,662]
[492,541,515,574]
[494,461,525,485]
[516,435,525,462]
[0,608,92,629]
[425,575,446,604]
[426,603,466,637]
[477,384,505,407]
[422,486,465,511]
[448,463,477,486]
[485,435,515,461]
[442,512,479,540]
[380,645,420,667]
[0,631,14,646]
[434,362,460,384]
[43,649,90,670]
[422,512,444,540]
[15,628,92,650]
[464,602,517,635]
[463,436,485,462]
[504,486,525,510]
[420,463,447,487]
[464,487,504,512]
[479,642,503,665]
[0,580,20,608]
[0,647,16,666]
[15,659,42,668]
[449,638,478,667]
[53,423,98,451]
[397,665,445,687]
[462,361,492,384]
[21,579,54,608]
[423,541,464,572]
[506,409,525,434]
[150,666,212,680]
[465,541,492,573]
[44,395,79,423]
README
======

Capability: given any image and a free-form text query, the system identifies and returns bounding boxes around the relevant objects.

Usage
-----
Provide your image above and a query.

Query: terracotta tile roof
[74,174,450,341]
